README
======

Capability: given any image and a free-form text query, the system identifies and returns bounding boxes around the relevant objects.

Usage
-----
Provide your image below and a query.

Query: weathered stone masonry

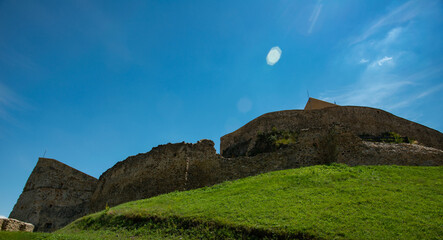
[9,101,443,232]
[90,103,443,211]
[89,140,223,212]
[9,158,97,232]
[221,106,443,157]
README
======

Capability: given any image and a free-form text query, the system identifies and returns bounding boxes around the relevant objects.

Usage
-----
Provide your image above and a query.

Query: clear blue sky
[1,0,442,217]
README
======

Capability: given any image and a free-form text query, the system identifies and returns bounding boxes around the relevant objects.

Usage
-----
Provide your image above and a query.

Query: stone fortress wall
[9,99,443,232]
[9,158,97,232]
[221,104,443,157]
[89,140,223,212]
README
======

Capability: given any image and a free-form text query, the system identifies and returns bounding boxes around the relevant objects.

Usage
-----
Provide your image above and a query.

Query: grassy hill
[1,164,442,239]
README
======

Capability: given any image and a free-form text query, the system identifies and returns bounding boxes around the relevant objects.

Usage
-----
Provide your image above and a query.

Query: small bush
[249,128,298,156]
[104,203,109,214]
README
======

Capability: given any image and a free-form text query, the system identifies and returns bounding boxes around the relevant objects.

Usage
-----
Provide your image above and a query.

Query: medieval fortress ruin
[8,98,443,232]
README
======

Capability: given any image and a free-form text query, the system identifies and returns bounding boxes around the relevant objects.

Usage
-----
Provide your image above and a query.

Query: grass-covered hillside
[1,164,442,240]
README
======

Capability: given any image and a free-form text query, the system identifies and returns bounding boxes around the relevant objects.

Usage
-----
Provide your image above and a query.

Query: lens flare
[266,46,282,66]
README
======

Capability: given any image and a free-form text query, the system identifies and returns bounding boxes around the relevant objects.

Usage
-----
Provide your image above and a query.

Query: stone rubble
[0,217,34,232]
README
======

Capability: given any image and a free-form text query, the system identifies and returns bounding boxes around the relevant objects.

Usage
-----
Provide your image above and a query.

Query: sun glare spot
[266,46,282,66]
[237,97,252,113]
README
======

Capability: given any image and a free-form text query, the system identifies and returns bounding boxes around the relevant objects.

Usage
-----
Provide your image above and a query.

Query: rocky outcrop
[89,140,222,212]
[0,217,34,232]
[220,106,443,157]
[9,158,98,232]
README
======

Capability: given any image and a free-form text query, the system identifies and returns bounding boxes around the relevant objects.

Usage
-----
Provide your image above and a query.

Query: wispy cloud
[322,64,443,110]
[384,27,402,43]
[323,80,412,108]
[0,44,39,71]
[401,63,443,83]
[388,83,443,110]
[388,69,443,110]
[308,1,323,34]
[0,215,6,219]
[325,0,442,126]
[377,56,393,66]
[0,83,27,122]
[416,84,443,99]
[347,26,404,68]
[350,0,427,45]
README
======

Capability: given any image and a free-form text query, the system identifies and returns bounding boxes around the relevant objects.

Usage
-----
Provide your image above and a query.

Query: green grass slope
[2,164,442,239]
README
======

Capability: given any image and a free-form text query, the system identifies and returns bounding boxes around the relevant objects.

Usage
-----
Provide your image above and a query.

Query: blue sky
[0,0,442,217]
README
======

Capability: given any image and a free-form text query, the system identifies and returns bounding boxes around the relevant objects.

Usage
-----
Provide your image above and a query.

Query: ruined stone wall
[220,106,443,157]
[316,126,443,166]
[0,217,34,232]
[89,130,443,214]
[89,140,223,212]
[88,139,328,213]
[342,142,443,166]
[9,158,97,232]
[13,137,443,231]
[219,127,443,182]
[11,106,443,231]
